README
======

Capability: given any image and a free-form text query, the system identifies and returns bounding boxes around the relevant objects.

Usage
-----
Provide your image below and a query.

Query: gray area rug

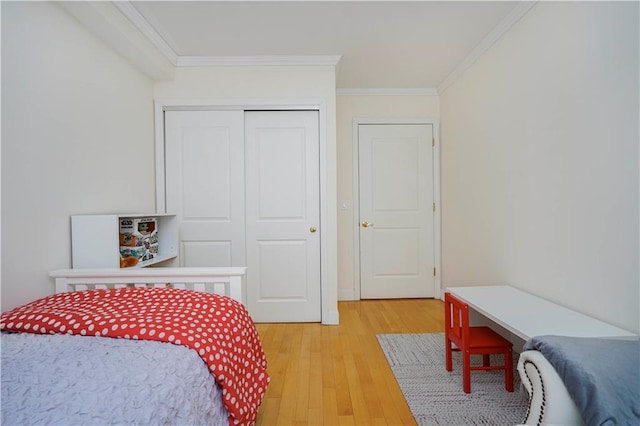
[377,333,528,425]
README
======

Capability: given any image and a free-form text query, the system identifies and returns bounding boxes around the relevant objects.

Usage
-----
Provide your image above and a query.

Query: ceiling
[127,1,522,90]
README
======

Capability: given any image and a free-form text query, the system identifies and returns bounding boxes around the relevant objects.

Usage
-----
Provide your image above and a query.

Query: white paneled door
[165,110,246,268]
[164,109,321,322]
[245,111,321,322]
[358,124,435,298]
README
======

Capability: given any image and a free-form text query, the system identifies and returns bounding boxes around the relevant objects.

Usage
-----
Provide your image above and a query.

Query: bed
[1,267,269,426]
[517,335,639,426]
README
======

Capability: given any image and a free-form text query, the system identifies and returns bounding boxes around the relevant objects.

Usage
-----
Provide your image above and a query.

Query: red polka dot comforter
[0,287,270,426]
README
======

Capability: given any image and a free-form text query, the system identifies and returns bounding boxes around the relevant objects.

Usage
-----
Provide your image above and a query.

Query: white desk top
[446,285,636,341]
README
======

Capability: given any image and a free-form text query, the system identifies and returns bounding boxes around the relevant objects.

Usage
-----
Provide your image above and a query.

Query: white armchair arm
[517,350,583,425]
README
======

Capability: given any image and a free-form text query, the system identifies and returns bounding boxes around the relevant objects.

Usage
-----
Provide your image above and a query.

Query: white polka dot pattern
[0,288,270,426]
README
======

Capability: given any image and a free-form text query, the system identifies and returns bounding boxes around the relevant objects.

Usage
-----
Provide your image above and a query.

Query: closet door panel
[164,111,245,269]
[164,109,321,321]
[181,241,232,267]
[255,129,306,218]
[245,111,321,322]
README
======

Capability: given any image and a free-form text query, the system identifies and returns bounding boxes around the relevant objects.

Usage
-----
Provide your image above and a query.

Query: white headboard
[49,267,246,303]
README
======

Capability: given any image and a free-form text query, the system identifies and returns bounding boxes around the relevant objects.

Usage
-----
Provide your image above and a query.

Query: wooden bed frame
[49,267,246,302]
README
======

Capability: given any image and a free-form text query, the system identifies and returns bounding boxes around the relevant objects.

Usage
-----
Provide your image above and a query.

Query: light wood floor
[254,298,445,426]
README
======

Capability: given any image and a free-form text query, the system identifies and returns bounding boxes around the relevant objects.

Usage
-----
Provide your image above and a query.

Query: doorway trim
[154,97,338,324]
[352,117,441,300]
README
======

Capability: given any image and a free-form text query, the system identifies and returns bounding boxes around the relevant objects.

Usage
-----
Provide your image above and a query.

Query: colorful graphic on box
[119,246,146,259]
[119,217,159,268]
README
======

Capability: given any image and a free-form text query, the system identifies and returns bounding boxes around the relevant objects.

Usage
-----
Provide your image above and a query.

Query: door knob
[310,226,317,233]
[361,221,373,228]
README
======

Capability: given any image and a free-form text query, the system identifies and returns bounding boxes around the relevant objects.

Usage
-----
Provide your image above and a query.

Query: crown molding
[103,3,341,71]
[59,1,174,81]
[176,55,342,67]
[437,1,537,95]
[113,1,179,66]
[63,0,536,87]
[337,88,438,96]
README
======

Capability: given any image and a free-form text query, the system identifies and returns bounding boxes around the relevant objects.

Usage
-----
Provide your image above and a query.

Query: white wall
[336,94,440,299]
[440,1,639,332]
[1,2,155,311]
[153,66,339,324]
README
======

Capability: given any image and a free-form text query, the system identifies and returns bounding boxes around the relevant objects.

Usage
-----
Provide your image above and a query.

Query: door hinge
[433,202,436,212]
[432,137,435,147]
[433,267,436,276]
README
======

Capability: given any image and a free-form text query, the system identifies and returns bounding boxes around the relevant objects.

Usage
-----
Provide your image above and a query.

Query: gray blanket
[1,332,228,426]
[524,335,640,426]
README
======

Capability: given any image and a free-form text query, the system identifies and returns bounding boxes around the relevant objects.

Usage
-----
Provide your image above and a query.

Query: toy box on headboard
[71,214,177,269]
[119,217,159,267]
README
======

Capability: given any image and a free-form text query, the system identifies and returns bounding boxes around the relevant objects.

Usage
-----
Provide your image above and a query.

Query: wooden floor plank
[254,298,445,425]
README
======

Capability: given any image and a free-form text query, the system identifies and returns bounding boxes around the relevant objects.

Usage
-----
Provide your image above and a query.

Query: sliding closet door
[245,111,321,322]
[164,110,246,269]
